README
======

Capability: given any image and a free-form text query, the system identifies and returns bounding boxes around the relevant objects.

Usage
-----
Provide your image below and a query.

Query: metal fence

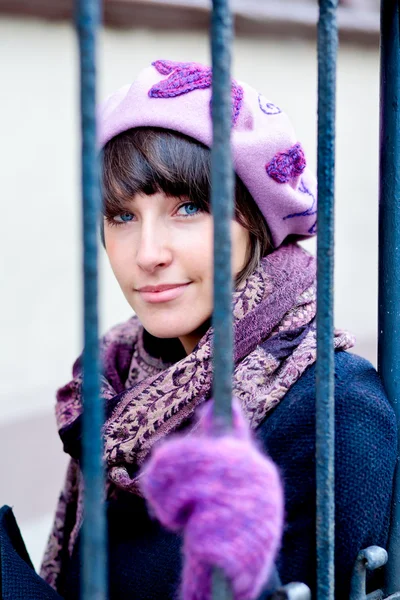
[75,0,400,598]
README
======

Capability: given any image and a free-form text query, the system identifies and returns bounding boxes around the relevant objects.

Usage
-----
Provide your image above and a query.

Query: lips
[136,282,191,304]
[137,283,189,293]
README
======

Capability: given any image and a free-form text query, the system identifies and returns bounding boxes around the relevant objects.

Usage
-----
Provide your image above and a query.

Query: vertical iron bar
[316,1,338,599]
[210,0,234,597]
[379,0,400,596]
[76,0,107,599]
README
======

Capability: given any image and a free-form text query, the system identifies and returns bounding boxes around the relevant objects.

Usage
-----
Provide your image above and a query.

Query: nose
[135,222,173,273]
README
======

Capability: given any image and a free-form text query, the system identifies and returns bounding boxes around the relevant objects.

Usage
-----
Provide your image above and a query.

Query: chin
[141,319,196,340]
[139,311,210,341]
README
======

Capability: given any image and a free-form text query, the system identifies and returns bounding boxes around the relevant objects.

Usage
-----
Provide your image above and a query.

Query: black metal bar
[210,0,234,429]
[76,0,107,598]
[378,0,400,596]
[316,1,338,599]
[210,0,234,597]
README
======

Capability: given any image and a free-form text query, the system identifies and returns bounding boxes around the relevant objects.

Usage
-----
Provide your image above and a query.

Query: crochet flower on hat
[266,143,306,184]
[149,60,244,125]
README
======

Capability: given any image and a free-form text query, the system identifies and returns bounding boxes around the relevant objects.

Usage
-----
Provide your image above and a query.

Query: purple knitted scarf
[40,243,355,590]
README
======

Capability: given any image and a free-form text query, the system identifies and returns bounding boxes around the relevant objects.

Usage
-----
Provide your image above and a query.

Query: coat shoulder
[258,350,396,439]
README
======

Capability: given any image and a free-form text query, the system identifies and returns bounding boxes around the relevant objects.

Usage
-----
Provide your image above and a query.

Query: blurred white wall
[0,15,379,569]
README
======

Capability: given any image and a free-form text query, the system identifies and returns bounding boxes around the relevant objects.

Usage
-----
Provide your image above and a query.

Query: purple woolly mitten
[140,399,284,600]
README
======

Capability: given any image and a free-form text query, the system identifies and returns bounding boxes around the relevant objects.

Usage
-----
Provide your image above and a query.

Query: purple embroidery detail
[283,178,317,235]
[150,60,211,97]
[258,94,281,115]
[266,143,306,184]
[149,60,244,125]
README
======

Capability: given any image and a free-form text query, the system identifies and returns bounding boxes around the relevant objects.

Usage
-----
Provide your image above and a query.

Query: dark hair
[101,128,272,286]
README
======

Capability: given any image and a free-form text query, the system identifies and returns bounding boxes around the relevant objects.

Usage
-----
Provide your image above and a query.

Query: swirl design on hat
[266,143,306,184]
[258,94,281,115]
[283,178,317,234]
[149,60,244,125]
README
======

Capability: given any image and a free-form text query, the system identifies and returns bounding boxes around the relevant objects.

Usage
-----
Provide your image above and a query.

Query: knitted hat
[98,59,317,248]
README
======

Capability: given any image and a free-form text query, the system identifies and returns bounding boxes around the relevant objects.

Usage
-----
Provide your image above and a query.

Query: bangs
[102,127,211,217]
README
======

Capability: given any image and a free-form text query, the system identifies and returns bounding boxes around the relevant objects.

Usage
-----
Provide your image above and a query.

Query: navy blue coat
[0,351,396,599]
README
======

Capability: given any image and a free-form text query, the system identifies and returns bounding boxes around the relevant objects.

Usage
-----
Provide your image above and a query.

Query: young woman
[40,60,397,599]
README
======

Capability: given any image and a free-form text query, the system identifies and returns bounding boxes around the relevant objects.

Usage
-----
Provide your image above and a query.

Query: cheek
[104,234,117,256]
[104,231,132,284]
[181,219,213,247]
[103,222,118,253]
[175,219,214,271]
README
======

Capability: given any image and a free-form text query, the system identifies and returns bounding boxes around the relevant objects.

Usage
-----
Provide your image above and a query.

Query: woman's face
[104,191,250,354]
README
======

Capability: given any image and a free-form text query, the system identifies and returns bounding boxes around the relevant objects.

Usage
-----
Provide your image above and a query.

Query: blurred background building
[0,0,381,571]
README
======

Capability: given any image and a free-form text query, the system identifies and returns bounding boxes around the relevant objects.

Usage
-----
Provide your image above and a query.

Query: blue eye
[178,203,200,216]
[114,212,134,223]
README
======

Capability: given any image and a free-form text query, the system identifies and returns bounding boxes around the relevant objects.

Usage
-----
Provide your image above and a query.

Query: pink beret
[98,60,317,247]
